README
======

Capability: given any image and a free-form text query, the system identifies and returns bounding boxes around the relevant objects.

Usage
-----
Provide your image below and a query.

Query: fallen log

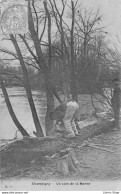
[0,119,114,168]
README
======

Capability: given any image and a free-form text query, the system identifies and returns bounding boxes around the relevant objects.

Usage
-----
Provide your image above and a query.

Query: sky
[0,0,121,51]
[82,0,121,48]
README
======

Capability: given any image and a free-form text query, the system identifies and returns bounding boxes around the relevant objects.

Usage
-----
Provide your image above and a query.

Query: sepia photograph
[0,0,121,191]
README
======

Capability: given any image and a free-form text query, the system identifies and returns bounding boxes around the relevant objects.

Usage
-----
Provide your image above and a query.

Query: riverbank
[1,117,121,182]
[9,128,120,181]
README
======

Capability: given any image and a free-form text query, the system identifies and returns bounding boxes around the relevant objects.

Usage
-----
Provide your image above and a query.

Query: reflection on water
[0,87,47,139]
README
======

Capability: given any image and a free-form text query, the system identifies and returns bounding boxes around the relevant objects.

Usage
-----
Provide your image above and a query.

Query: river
[0,86,110,140]
[0,87,47,139]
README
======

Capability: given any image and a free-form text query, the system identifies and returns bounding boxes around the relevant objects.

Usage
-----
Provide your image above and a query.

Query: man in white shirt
[49,97,79,138]
[63,99,79,138]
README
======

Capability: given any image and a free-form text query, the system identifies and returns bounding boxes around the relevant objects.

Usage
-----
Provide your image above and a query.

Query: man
[50,97,79,137]
[111,78,121,129]
[63,98,79,137]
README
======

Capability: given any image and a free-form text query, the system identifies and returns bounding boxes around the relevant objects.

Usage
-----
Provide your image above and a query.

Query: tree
[70,1,77,100]
[0,0,63,136]
[0,64,29,137]
[74,9,105,93]
[10,34,44,137]
[49,0,79,100]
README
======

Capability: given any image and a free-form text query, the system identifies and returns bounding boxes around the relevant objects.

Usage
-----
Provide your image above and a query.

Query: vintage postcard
[0,0,121,192]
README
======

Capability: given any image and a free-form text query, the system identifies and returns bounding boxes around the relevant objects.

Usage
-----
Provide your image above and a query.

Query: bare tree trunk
[70,1,77,101]
[0,74,29,137]
[44,1,54,134]
[61,34,70,99]
[28,0,54,134]
[49,0,71,98]
[52,87,62,103]
[10,35,44,137]
[44,73,54,135]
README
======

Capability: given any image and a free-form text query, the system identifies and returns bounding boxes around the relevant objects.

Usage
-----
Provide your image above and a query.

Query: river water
[0,87,47,139]
[0,86,110,140]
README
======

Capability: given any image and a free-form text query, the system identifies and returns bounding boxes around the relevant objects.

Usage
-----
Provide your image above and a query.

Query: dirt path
[1,129,121,181]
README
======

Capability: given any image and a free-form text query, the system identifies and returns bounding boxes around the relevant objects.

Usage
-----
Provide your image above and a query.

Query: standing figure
[63,98,79,138]
[111,78,121,129]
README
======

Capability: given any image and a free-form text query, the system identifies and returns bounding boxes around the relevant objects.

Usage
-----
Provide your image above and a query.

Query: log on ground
[0,119,114,167]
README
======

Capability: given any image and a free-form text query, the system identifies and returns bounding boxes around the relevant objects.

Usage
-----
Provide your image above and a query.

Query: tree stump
[57,148,79,176]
